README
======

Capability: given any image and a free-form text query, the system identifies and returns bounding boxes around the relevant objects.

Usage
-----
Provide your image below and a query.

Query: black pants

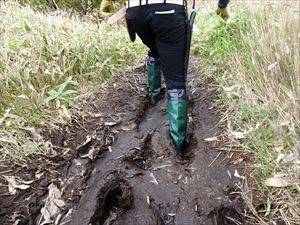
[126,3,188,90]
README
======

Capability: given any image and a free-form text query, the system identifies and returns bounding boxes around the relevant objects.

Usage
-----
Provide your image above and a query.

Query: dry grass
[1,0,299,223]
[0,0,145,163]
[194,1,300,224]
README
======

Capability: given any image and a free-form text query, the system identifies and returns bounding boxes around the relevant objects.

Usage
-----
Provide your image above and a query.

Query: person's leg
[147,52,162,104]
[126,7,162,104]
[150,4,187,90]
[150,4,189,150]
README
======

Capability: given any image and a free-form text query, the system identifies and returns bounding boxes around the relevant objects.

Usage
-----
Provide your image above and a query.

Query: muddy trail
[0,61,248,225]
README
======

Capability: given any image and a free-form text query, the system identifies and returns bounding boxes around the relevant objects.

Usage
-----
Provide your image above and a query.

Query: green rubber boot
[167,89,189,150]
[147,56,161,104]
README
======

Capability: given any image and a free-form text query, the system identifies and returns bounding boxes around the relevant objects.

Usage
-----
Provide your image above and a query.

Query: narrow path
[62,63,245,225]
[0,62,246,225]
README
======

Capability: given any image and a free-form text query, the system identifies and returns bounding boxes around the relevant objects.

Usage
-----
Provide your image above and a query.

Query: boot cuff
[147,56,160,66]
[167,89,188,101]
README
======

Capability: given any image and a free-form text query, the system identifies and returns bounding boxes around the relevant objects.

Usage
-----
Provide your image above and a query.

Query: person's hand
[100,0,113,13]
[216,7,229,21]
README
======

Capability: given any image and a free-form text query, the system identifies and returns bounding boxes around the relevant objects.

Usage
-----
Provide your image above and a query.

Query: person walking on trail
[102,0,230,150]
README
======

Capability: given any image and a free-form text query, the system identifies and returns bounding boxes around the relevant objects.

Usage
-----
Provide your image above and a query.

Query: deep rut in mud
[0,62,247,225]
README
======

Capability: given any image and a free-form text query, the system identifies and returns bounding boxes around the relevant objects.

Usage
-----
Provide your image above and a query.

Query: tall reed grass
[0,1,144,162]
[194,1,299,224]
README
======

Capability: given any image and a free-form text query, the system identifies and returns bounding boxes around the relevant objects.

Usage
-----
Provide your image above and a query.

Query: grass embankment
[0,1,145,163]
[18,0,125,14]
[194,2,299,224]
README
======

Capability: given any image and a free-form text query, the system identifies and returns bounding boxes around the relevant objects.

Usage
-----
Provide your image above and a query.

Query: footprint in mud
[150,200,177,225]
[89,179,133,225]
[123,132,157,170]
[123,119,197,170]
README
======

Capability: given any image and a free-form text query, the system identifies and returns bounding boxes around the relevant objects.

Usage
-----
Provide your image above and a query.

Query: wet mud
[0,62,247,225]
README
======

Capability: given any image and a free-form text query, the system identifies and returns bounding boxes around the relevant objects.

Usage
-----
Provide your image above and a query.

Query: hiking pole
[184,0,196,80]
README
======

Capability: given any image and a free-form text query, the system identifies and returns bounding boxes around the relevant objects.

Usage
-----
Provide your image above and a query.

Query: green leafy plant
[44,77,78,107]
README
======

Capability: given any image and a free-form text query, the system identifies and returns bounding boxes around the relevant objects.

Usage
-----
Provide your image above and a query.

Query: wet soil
[0,61,248,225]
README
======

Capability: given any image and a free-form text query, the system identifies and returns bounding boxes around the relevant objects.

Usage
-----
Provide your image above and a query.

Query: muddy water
[63,67,245,225]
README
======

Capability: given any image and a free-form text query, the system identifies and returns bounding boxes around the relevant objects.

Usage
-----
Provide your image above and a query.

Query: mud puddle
[0,62,247,225]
